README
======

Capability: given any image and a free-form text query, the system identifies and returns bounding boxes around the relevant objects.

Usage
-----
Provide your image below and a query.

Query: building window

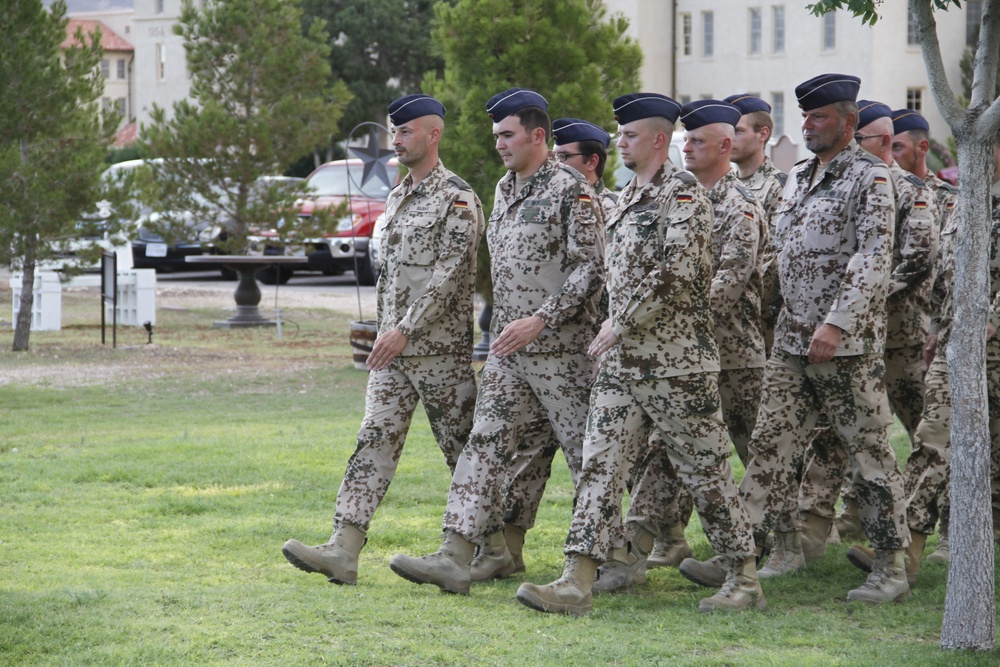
[967,0,983,46]
[823,11,836,50]
[703,11,714,57]
[101,97,111,112]
[115,97,126,117]
[681,13,692,56]
[749,8,762,55]
[907,8,919,45]
[907,88,923,112]
[156,43,166,81]
[155,0,164,13]
[116,59,126,79]
[773,5,785,53]
[679,94,692,105]
[772,91,785,137]
[101,59,110,78]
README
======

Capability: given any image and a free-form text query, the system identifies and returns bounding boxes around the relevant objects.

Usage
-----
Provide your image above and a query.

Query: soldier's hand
[367,329,409,371]
[491,316,546,357]
[923,334,937,367]
[807,323,843,364]
[588,319,620,357]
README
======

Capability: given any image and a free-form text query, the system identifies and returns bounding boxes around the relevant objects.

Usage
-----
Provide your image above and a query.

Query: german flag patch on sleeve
[454,200,469,209]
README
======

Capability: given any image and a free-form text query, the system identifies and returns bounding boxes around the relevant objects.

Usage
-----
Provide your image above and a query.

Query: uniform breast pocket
[803,197,847,254]
[518,206,556,261]
[399,216,438,266]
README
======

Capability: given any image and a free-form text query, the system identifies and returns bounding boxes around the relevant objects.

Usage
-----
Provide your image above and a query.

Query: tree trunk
[12,137,37,353]
[941,134,997,651]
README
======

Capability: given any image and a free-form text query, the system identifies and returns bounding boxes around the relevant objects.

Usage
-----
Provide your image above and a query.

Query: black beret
[486,88,548,122]
[723,94,771,115]
[680,100,742,130]
[892,109,930,134]
[857,100,892,129]
[613,93,682,125]
[552,118,610,148]
[795,73,861,111]
[387,94,445,125]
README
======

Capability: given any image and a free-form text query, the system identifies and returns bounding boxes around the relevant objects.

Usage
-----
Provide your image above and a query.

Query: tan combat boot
[679,555,727,588]
[646,523,693,569]
[846,532,926,586]
[504,522,527,574]
[389,532,476,595]
[835,497,865,541]
[698,556,767,612]
[758,531,805,578]
[926,516,949,564]
[470,529,517,582]
[593,526,654,593]
[846,548,911,603]
[800,512,833,563]
[282,524,366,585]
[516,553,598,616]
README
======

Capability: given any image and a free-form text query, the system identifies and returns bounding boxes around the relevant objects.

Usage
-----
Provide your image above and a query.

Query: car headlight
[336,214,361,232]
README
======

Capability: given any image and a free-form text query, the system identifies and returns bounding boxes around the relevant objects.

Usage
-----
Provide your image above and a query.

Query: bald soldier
[679,74,911,604]
[517,94,762,616]
[390,88,604,595]
[282,94,484,585]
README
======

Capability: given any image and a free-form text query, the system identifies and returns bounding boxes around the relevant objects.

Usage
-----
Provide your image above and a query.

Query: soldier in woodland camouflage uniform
[679,74,912,604]
[795,102,938,568]
[516,94,762,616]
[477,118,615,583]
[282,95,484,585]
[390,88,604,595]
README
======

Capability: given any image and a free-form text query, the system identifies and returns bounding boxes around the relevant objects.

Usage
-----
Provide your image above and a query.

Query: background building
[605,0,973,166]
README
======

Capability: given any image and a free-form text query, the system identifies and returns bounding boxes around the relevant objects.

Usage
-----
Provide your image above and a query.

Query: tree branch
[912,0,965,128]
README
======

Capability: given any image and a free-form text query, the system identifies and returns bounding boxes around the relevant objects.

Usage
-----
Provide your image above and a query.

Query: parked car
[298,158,401,286]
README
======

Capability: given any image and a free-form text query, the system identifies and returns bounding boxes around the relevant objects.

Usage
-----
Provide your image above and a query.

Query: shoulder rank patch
[776,172,788,186]
[674,170,697,185]
[447,174,472,191]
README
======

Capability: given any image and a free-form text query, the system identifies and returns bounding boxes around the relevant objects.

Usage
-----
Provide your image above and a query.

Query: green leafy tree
[811,0,998,651]
[300,0,447,162]
[424,0,642,300]
[139,0,352,256]
[0,0,121,351]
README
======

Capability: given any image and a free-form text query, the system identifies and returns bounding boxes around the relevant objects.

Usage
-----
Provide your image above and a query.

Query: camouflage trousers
[623,366,763,541]
[797,343,925,521]
[442,350,593,542]
[497,413,584,533]
[334,354,478,532]
[907,351,1000,531]
[741,349,909,550]
[564,368,754,562]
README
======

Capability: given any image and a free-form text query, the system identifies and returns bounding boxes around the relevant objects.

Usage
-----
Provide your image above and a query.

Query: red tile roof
[62,19,133,52]
[113,122,138,147]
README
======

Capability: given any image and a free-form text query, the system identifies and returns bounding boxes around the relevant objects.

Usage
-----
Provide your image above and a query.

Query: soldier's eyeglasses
[854,134,882,143]
[555,152,585,162]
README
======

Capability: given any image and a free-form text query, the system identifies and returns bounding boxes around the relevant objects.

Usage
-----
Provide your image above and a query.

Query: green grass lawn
[0,294,997,666]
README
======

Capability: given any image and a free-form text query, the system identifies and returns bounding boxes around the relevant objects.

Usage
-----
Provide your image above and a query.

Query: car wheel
[256,266,293,285]
[355,254,377,286]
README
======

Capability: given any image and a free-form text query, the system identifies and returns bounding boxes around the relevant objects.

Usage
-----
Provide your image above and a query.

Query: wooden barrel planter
[349,320,378,371]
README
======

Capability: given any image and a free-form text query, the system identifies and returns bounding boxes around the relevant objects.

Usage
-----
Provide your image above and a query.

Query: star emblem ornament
[349,127,395,191]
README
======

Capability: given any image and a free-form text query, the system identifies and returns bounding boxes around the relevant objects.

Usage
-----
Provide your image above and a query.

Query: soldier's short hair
[576,139,609,179]
[904,128,929,143]
[513,106,552,143]
[832,100,860,130]
[746,110,774,135]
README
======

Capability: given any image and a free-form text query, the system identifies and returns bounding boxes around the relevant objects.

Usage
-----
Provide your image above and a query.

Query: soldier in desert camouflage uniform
[793,101,938,570]
[281,95,484,585]
[645,95,787,574]
[390,88,604,595]
[475,118,615,583]
[516,94,762,616]
[679,74,912,604]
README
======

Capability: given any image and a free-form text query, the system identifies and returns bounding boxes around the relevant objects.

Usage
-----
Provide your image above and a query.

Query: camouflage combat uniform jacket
[885,163,938,349]
[708,170,767,370]
[488,156,605,353]
[924,171,958,228]
[738,157,787,343]
[773,142,896,356]
[377,162,485,356]
[606,160,718,379]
